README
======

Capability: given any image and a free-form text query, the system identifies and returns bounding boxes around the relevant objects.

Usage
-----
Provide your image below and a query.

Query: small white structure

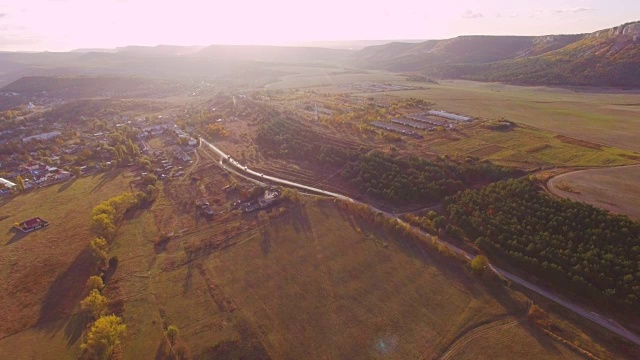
[22,131,61,143]
[0,178,16,188]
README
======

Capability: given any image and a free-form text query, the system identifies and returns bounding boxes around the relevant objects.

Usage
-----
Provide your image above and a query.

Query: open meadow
[423,122,640,169]
[0,171,135,359]
[548,165,640,220]
[349,79,640,153]
[110,185,584,359]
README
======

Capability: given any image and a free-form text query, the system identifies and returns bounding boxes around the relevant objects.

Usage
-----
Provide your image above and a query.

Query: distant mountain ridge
[1,22,638,88]
[351,21,640,87]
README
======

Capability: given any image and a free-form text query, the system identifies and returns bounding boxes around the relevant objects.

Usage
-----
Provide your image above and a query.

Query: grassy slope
[548,165,640,220]
[111,186,584,359]
[0,171,134,359]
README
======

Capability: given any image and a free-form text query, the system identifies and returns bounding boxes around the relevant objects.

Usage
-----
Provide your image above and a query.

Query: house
[15,217,49,233]
[195,199,215,217]
[173,149,192,162]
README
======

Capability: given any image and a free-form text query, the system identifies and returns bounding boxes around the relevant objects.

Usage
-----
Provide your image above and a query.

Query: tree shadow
[155,337,169,360]
[36,247,96,327]
[57,178,78,193]
[90,170,122,194]
[63,311,90,347]
[259,227,271,256]
[102,259,118,284]
[288,205,312,236]
[183,262,194,295]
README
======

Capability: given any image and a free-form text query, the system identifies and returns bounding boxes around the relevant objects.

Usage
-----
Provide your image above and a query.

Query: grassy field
[346,79,640,152]
[265,67,406,90]
[109,181,586,359]
[0,155,623,359]
[424,123,639,169]
[0,171,135,359]
[548,165,640,220]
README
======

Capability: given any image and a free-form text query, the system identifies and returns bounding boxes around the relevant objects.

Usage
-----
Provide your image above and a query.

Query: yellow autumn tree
[81,315,126,359]
[86,275,105,290]
[89,237,109,266]
[81,289,108,319]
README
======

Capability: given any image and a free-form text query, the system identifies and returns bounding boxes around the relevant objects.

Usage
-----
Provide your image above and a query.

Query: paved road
[201,137,640,347]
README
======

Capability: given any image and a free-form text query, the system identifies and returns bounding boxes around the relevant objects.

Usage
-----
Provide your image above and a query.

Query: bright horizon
[0,0,639,51]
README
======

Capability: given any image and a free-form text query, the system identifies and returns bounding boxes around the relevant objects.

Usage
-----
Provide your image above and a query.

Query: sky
[0,0,638,51]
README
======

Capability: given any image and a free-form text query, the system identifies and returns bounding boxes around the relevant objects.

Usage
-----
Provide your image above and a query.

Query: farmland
[548,165,640,220]
[425,122,639,169]
[0,171,135,359]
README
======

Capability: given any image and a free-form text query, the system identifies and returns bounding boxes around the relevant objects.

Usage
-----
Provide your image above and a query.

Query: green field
[548,165,640,220]
[0,171,135,359]
[108,195,584,359]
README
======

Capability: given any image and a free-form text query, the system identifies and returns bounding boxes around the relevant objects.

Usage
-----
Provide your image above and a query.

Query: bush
[471,255,489,275]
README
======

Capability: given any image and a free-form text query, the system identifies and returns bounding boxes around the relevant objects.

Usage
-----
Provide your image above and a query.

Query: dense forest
[341,151,518,203]
[446,178,640,309]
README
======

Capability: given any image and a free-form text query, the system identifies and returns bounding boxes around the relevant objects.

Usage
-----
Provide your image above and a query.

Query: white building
[0,178,16,188]
[427,110,473,122]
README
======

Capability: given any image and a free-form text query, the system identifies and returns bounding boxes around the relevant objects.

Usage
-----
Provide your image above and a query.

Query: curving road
[200,137,640,347]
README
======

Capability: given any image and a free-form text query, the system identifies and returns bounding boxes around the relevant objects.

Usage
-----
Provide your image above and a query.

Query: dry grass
[548,165,640,220]
[429,124,638,169]
[354,79,640,153]
[0,170,134,357]
[448,322,582,360]
[196,201,574,359]
[106,181,584,359]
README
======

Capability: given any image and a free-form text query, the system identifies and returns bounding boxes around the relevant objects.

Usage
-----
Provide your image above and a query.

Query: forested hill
[351,21,640,87]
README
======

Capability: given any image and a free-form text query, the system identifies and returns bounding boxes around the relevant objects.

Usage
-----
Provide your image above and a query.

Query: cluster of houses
[0,161,72,192]
[235,188,282,213]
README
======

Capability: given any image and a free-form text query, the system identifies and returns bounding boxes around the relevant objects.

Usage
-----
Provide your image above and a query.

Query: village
[0,105,201,194]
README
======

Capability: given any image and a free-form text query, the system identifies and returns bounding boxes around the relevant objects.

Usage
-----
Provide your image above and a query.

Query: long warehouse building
[427,110,473,122]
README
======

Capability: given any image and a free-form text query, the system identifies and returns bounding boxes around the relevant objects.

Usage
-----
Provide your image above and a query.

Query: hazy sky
[0,0,638,51]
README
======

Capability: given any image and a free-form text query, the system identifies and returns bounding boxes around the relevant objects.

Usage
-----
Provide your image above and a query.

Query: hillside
[0,76,183,110]
[351,35,584,71]
[351,21,640,87]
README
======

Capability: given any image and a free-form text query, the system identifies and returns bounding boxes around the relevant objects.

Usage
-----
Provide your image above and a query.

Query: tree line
[445,178,640,310]
[341,151,519,204]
